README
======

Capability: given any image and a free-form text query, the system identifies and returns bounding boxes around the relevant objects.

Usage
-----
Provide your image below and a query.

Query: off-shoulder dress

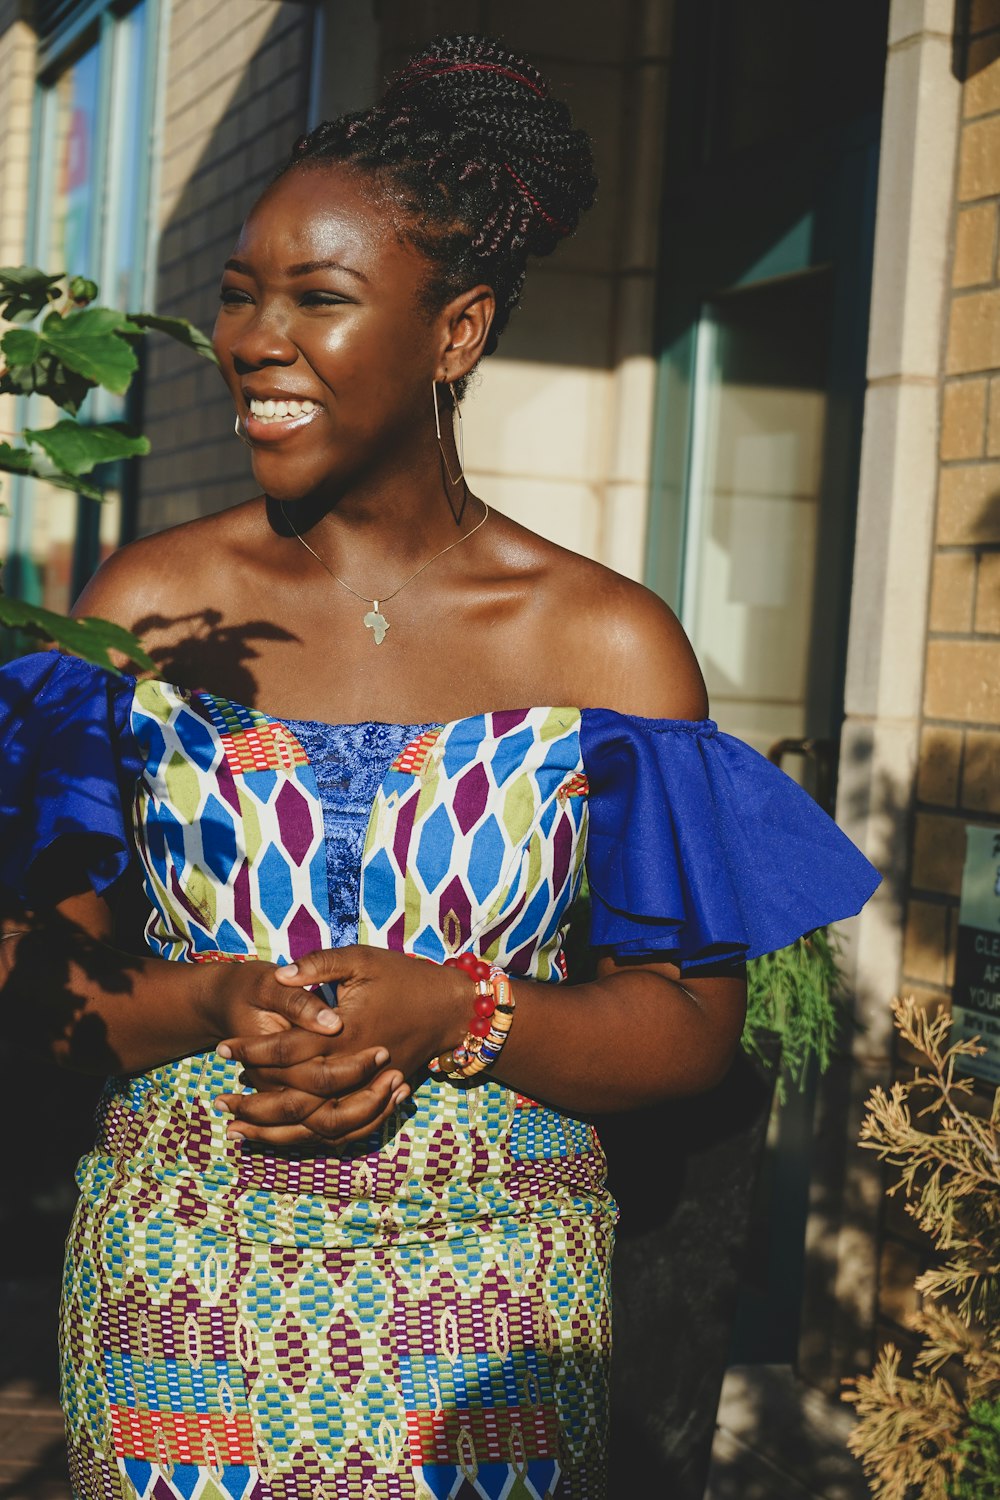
[0,651,880,1500]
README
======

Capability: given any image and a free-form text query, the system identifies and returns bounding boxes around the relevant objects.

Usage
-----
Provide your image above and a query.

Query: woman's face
[213,164,446,503]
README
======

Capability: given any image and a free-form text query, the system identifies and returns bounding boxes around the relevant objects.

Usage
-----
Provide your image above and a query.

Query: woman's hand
[205,956,346,1045]
[205,956,403,1145]
[213,946,468,1147]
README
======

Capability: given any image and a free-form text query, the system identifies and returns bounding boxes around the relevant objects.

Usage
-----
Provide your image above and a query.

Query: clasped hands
[210,945,468,1148]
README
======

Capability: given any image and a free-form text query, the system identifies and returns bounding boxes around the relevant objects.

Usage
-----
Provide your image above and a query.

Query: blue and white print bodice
[132,682,589,983]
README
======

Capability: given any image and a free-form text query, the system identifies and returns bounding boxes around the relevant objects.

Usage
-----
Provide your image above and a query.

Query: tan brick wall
[0,3,36,564]
[0,3,34,267]
[136,1,315,533]
[882,0,1000,1335]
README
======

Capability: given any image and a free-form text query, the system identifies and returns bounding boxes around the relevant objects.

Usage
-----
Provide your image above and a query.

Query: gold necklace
[279,499,490,645]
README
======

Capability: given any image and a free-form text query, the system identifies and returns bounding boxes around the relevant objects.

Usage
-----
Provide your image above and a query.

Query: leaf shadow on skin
[130,609,300,708]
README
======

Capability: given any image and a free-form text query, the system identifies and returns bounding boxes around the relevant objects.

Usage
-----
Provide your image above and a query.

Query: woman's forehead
[233,167,412,277]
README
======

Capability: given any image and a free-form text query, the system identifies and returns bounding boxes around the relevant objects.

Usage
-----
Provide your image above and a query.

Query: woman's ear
[436,285,495,384]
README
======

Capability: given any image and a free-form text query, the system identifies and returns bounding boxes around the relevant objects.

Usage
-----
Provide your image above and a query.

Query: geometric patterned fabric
[61,682,613,1499]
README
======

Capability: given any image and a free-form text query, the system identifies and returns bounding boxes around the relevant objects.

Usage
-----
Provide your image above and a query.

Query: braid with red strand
[280,34,596,388]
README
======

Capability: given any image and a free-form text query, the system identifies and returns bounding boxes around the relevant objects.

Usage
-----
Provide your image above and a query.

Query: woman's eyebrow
[222,257,369,283]
[287,258,368,282]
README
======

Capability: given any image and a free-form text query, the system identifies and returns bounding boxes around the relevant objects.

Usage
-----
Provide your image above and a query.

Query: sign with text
[953,825,1000,1084]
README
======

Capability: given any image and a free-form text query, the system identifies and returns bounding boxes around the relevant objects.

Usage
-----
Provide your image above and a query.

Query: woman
[0,35,879,1500]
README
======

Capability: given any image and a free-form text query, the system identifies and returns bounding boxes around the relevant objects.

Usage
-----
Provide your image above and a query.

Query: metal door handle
[767,737,837,813]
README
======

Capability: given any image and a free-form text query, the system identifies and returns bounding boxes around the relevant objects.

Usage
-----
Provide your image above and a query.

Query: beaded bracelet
[428,953,516,1082]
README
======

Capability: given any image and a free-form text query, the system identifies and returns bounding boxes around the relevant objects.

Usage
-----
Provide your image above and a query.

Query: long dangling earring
[432,380,465,488]
[234,414,250,446]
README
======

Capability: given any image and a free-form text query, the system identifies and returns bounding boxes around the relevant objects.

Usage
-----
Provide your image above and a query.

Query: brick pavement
[0,1281,69,1500]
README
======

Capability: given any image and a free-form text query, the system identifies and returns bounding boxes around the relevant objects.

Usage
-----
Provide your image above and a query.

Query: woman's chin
[251,461,326,507]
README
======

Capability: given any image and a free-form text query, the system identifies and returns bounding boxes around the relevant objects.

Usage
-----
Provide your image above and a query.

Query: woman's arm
[210,944,746,1143]
[0,891,398,1110]
[500,956,746,1109]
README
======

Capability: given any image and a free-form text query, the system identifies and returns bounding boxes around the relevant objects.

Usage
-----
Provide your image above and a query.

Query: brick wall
[136,0,315,534]
[879,0,1000,1338]
[0,1,33,267]
[0,2,37,564]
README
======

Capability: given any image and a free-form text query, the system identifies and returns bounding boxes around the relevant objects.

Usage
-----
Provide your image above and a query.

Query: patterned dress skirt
[60,1050,615,1500]
[0,658,880,1500]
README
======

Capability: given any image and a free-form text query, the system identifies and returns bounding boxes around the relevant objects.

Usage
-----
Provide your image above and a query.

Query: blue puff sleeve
[0,651,142,904]
[579,709,880,969]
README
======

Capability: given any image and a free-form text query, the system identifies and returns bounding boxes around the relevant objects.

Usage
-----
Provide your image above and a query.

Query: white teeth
[247,398,320,424]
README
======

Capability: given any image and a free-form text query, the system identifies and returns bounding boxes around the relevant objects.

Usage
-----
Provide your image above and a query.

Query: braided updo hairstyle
[283,35,597,392]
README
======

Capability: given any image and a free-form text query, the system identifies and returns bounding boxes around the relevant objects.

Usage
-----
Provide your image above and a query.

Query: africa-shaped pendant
[363,601,390,645]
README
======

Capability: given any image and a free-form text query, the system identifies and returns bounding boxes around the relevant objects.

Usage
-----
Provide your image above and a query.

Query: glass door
[681,270,834,774]
[646,0,890,1362]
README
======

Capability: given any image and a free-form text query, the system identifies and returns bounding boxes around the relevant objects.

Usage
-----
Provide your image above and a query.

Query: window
[6,0,161,612]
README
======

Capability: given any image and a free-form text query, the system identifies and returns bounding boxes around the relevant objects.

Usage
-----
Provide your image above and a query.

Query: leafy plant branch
[0,265,217,670]
[744,925,845,1101]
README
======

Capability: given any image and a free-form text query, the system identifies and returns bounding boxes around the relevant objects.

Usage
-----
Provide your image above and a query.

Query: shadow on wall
[796,726,926,1392]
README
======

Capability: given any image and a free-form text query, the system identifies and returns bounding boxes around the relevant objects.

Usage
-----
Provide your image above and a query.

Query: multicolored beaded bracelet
[428,953,516,1082]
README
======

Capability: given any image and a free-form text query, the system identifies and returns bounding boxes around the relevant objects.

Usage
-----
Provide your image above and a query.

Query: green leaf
[0,265,63,323]
[0,598,153,671]
[39,356,94,415]
[0,331,95,413]
[126,312,219,364]
[24,421,149,477]
[39,308,141,393]
[1,326,42,363]
[67,275,98,306]
[0,440,104,500]
[0,442,35,475]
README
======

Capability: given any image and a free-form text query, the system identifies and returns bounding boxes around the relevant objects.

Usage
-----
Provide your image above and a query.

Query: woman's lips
[244,397,323,441]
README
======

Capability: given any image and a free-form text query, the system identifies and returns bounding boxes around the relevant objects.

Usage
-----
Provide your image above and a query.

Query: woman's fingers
[240,1050,391,1096]
[264,980,343,1036]
[222,1072,410,1147]
[217,1026,355,1071]
[273,945,367,989]
[316,1083,412,1148]
[215,1048,395,1124]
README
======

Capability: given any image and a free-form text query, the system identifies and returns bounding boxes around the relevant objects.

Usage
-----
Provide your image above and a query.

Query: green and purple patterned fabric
[0,652,880,1500]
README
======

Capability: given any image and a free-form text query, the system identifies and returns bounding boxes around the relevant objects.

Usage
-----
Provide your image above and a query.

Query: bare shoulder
[73,500,262,644]
[496,519,707,720]
[561,557,707,719]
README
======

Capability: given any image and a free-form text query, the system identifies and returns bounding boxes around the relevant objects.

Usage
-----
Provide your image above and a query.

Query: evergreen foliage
[744,926,843,1100]
[843,997,1000,1498]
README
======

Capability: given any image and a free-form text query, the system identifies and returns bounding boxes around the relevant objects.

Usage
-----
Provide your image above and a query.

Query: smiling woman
[0,31,880,1500]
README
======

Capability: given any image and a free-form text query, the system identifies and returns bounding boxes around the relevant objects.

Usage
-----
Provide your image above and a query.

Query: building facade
[0,0,997,1418]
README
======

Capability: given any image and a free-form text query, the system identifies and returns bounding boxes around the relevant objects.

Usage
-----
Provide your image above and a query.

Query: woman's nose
[228,314,297,371]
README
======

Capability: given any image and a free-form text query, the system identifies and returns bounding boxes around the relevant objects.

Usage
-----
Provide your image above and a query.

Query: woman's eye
[301,291,346,308]
[219,287,252,305]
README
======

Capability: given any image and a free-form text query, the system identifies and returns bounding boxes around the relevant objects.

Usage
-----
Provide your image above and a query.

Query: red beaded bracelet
[428,954,515,1081]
